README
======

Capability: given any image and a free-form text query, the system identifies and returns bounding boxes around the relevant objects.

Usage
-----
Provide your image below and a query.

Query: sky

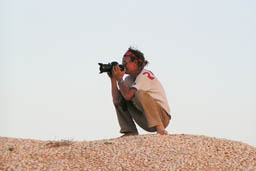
[1,0,255,146]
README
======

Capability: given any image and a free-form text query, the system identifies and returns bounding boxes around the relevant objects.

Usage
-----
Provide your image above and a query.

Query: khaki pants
[114,90,171,134]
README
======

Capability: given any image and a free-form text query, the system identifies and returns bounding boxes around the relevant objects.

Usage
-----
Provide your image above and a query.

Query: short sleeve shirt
[125,69,171,115]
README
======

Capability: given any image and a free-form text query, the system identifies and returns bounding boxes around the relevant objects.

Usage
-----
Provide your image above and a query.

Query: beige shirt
[125,69,171,115]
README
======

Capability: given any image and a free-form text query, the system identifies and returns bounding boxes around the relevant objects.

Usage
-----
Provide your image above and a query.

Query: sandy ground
[1,134,256,170]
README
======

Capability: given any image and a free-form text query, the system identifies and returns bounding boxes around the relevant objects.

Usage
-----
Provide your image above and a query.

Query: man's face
[122,51,138,74]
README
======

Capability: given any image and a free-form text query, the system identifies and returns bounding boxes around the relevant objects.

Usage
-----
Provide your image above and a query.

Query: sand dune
[1,134,256,170]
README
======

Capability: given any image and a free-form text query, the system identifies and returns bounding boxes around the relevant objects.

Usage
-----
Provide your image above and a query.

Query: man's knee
[134,90,149,100]
[114,99,128,112]
[132,90,151,110]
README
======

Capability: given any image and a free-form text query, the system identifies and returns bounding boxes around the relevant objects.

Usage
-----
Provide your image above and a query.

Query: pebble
[0,134,256,170]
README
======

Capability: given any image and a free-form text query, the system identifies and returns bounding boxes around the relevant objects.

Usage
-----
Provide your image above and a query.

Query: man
[108,47,171,136]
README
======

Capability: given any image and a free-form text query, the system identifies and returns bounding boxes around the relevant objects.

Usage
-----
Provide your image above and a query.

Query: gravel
[1,134,256,170]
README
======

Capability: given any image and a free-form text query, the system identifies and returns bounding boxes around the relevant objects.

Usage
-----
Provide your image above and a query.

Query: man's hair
[127,47,149,67]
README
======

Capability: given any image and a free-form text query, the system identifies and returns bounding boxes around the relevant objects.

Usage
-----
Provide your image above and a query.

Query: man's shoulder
[139,69,156,81]
[142,68,152,73]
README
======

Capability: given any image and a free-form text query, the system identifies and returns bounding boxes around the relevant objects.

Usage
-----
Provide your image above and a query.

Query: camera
[98,61,124,74]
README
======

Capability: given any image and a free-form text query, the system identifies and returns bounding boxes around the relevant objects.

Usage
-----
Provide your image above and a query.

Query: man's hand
[112,64,126,81]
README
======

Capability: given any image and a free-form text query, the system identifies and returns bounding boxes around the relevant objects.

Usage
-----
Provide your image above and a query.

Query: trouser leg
[114,100,138,134]
[131,90,171,130]
[114,90,171,133]
[114,95,154,133]
[126,100,156,132]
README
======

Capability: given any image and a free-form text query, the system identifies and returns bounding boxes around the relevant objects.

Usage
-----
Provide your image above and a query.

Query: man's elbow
[124,89,136,101]
[113,100,119,105]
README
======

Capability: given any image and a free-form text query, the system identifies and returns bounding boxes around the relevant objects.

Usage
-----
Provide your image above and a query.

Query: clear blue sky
[1,0,255,146]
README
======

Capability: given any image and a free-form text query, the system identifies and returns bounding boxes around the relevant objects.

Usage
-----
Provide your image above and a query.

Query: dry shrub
[46,139,73,148]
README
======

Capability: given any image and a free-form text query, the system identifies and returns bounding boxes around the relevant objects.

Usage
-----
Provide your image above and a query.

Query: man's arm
[112,65,136,101]
[118,80,136,101]
[111,78,121,105]
[107,71,121,105]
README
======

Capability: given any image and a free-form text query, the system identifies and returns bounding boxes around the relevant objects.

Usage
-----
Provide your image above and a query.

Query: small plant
[8,147,14,152]
[46,139,73,148]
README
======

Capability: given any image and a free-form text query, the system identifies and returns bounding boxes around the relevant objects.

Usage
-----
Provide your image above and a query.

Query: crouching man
[108,47,171,137]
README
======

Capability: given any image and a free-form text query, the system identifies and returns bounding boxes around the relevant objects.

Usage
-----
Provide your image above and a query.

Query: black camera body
[98,61,124,74]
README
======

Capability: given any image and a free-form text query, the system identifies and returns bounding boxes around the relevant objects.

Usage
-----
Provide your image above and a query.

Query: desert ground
[1,134,256,170]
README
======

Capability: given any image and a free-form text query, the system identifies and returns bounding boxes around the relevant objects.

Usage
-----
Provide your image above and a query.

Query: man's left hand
[112,65,126,81]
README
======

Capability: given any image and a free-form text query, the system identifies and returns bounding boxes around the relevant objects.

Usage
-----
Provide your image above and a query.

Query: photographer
[108,47,171,137]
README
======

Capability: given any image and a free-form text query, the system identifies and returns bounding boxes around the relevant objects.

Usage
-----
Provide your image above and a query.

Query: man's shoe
[120,132,138,137]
